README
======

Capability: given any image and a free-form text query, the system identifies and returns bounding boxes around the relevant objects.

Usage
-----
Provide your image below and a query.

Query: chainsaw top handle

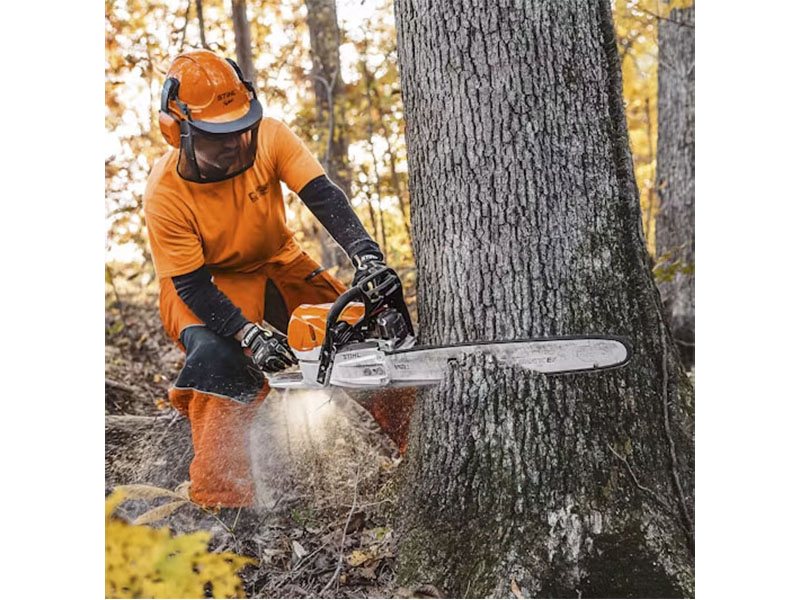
[315,265,412,385]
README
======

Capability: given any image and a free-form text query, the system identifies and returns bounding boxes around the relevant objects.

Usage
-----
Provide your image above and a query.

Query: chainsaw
[268,266,632,390]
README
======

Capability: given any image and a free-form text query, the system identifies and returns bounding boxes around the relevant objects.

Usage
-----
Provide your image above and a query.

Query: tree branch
[321,467,359,593]
[607,443,684,526]
[105,378,139,394]
[177,0,191,52]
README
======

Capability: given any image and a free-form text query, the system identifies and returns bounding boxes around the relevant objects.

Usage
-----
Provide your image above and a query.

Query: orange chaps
[169,384,270,507]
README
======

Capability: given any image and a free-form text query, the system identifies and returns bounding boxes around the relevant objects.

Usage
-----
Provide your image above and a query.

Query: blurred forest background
[106,0,691,309]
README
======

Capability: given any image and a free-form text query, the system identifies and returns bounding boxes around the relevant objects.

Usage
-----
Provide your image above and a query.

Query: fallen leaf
[114,484,186,502]
[291,540,308,559]
[175,480,191,499]
[262,548,285,562]
[132,500,187,525]
[511,578,523,599]
[357,565,378,580]
[347,549,370,566]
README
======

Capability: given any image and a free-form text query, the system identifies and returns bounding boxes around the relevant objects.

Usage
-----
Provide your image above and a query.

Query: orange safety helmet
[159,50,263,183]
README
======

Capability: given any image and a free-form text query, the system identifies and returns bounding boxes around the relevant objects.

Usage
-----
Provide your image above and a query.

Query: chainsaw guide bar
[268,335,632,390]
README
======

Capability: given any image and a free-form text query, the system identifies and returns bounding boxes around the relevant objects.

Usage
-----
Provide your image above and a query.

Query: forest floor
[105,295,416,599]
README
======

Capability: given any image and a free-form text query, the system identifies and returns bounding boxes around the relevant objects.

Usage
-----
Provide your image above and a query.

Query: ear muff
[158,77,182,148]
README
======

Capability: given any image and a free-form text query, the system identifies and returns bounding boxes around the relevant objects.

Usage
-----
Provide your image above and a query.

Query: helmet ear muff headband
[225,58,245,80]
[225,58,257,95]
[158,77,182,148]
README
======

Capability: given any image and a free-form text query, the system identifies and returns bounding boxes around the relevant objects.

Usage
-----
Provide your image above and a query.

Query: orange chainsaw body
[286,302,365,353]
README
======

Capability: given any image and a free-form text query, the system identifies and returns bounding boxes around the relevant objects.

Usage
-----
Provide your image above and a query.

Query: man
[143,50,405,507]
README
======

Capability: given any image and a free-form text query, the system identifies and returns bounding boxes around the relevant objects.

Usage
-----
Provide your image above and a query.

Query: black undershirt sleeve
[298,175,382,260]
[172,266,250,338]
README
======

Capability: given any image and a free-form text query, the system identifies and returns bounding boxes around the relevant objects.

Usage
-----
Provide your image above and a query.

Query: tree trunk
[195,0,209,49]
[304,0,351,270]
[394,0,694,597]
[656,5,695,368]
[231,0,256,83]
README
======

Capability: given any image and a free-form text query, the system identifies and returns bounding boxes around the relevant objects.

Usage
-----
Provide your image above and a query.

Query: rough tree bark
[231,0,256,83]
[656,5,695,368]
[304,0,351,270]
[394,0,694,597]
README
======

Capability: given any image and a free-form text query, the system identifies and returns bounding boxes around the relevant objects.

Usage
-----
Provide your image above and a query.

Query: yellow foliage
[105,489,257,599]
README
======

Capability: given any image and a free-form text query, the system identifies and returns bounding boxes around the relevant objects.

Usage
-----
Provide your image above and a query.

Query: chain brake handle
[315,266,413,385]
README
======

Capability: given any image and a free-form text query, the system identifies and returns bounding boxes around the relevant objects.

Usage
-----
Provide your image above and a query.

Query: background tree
[195,0,210,48]
[303,0,352,269]
[349,14,416,292]
[394,0,694,596]
[613,0,660,250]
[231,0,256,82]
[655,3,695,367]
[304,0,350,193]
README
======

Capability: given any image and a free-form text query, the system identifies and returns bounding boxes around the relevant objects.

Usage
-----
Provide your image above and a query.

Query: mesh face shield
[176,99,263,183]
[178,124,260,183]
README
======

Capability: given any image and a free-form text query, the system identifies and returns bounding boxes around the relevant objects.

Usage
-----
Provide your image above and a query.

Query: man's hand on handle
[352,250,399,292]
[237,323,297,373]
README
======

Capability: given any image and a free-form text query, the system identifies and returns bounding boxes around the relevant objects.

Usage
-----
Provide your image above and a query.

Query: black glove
[241,323,298,373]
[350,249,415,338]
[352,250,395,290]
